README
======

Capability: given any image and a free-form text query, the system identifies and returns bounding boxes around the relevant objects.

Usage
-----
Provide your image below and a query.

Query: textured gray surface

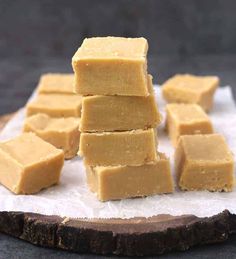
[1,232,236,259]
[0,0,236,58]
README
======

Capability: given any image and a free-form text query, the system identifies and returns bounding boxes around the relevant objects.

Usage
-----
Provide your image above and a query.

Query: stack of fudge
[72,37,174,201]
[25,74,82,159]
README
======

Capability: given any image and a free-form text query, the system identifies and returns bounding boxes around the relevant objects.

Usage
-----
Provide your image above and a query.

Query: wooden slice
[0,112,236,256]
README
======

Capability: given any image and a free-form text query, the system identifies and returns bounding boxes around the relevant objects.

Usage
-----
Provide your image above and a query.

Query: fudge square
[166,103,213,146]
[79,128,158,166]
[24,114,80,159]
[175,134,234,192]
[26,94,82,118]
[86,153,174,201]
[80,75,161,132]
[37,73,75,95]
[162,74,219,111]
[72,37,149,96]
[0,133,64,194]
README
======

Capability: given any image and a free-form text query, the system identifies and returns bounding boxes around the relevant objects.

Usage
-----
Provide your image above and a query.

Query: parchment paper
[0,86,236,219]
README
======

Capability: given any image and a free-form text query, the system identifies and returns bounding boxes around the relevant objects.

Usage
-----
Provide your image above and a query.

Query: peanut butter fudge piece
[80,128,158,166]
[0,133,64,194]
[26,94,82,118]
[175,134,234,192]
[37,73,75,94]
[166,104,213,146]
[24,114,80,159]
[80,75,161,132]
[72,37,149,96]
[162,74,219,111]
[86,153,174,201]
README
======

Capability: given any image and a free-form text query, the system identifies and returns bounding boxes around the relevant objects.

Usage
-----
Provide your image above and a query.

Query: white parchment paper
[0,86,236,219]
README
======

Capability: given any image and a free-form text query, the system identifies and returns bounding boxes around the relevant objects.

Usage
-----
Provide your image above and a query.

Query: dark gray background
[0,0,236,258]
[1,0,236,57]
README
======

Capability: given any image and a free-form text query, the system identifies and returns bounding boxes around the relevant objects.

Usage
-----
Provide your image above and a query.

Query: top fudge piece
[72,37,149,96]
[175,134,234,192]
[162,74,219,111]
[0,133,64,194]
[38,73,75,95]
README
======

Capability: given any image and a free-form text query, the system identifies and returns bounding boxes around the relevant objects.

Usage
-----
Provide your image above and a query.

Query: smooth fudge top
[24,114,80,133]
[166,104,210,123]
[38,73,75,94]
[162,74,219,92]
[72,37,148,60]
[0,133,64,167]
[179,134,233,162]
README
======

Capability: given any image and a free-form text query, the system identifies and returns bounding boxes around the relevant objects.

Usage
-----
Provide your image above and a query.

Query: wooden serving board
[0,113,236,256]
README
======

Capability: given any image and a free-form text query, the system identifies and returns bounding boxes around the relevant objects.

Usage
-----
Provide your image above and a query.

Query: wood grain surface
[0,112,236,256]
